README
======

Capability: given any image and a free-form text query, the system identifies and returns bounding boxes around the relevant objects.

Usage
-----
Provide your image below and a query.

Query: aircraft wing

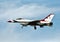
[29,20,40,23]
[28,20,40,25]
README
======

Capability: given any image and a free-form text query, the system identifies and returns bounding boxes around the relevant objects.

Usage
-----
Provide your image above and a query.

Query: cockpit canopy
[16,18,24,20]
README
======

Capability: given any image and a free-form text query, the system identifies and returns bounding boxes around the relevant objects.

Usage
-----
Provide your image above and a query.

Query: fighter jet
[8,13,54,30]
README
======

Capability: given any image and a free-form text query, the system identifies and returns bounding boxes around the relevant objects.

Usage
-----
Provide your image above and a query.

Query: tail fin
[44,13,54,22]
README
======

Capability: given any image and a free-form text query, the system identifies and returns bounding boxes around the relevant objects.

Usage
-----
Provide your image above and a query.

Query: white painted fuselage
[8,13,54,30]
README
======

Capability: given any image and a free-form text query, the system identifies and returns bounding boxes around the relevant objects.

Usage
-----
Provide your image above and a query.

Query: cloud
[0,3,60,42]
[0,4,57,20]
[0,0,22,14]
[0,0,60,42]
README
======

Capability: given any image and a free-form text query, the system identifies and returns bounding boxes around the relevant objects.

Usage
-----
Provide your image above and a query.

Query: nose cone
[8,20,13,23]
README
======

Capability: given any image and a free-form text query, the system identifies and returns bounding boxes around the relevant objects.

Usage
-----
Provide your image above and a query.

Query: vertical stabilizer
[44,13,54,22]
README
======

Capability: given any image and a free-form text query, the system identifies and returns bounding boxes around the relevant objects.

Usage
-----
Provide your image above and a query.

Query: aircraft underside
[21,22,53,30]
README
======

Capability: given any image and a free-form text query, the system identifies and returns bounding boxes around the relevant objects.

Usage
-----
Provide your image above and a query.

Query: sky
[0,0,60,42]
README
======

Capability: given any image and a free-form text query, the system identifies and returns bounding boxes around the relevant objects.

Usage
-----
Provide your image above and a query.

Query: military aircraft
[8,13,54,30]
